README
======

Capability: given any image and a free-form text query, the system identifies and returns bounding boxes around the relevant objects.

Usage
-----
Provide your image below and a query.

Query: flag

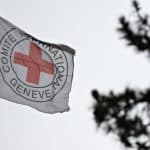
[0,17,75,114]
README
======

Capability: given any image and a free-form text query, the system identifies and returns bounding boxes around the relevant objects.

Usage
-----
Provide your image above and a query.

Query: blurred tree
[92,1,150,150]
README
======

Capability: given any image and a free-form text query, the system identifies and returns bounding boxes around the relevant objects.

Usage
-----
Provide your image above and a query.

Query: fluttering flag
[0,17,75,114]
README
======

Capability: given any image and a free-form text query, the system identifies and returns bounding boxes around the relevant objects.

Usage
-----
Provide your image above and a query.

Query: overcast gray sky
[0,0,150,150]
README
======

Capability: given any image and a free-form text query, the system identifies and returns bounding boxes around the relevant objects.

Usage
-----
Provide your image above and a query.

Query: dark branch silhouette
[92,1,150,150]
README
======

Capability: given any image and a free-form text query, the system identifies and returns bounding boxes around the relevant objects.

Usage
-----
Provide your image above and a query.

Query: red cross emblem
[13,42,54,85]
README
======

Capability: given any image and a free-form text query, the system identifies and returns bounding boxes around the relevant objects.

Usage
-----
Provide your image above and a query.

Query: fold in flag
[0,17,75,114]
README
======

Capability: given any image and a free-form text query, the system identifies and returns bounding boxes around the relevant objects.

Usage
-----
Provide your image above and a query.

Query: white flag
[0,17,75,114]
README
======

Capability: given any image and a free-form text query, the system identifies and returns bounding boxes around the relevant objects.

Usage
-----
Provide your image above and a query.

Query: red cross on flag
[0,16,75,114]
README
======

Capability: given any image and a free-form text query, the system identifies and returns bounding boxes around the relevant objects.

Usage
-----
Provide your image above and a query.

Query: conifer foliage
[92,1,150,150]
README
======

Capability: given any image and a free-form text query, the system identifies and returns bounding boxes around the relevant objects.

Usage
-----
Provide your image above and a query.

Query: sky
[0,0,150,150]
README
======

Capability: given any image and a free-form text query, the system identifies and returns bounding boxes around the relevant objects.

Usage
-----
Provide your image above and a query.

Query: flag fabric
[0,17,75,114]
